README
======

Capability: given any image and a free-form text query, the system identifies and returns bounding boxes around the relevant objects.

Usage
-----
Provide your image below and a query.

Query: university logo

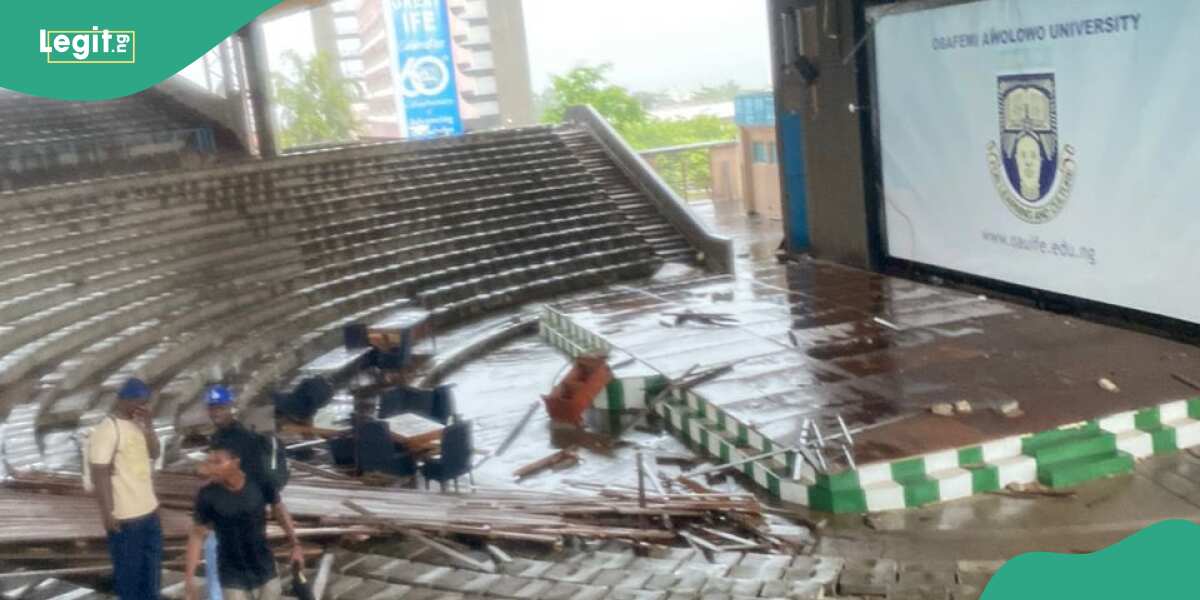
[986,72,1076,223]
[39,27,135,64]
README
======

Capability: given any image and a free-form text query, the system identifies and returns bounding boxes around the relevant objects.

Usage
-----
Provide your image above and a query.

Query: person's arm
[134,406,161,460]
[90,465,118,533]
[271,499,304,568]
[88,421,118,532]
[183,522,209,600]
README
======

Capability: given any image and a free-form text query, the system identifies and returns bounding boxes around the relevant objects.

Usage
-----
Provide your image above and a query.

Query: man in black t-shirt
[184,444,303,600]
[207,386,270,491]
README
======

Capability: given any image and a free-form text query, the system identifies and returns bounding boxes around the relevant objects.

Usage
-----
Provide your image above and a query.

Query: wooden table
[282,411,444,455]
[384,413,444,453]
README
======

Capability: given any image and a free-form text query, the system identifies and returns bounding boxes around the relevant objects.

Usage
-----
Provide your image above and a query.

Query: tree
[540,64,647,130]
[273,51,360,149]
[623,116,737,199]
[540,67,737,199]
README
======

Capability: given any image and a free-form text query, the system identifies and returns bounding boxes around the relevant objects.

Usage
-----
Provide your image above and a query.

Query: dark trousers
[106,511,163,600]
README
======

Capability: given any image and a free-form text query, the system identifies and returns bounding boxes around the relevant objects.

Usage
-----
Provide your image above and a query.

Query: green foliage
[625,116,736,199]
[273,50,360,149]
[540,64,647,130]
[621,115,736,151]
[541,65,739,199]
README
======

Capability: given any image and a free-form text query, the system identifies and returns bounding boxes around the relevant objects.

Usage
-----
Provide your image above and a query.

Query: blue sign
[391,0,462,138]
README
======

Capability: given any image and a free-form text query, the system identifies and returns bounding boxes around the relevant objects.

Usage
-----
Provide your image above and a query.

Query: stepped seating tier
[0,126,661,434]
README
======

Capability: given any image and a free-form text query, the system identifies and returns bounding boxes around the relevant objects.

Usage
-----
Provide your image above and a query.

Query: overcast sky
[242,0,771,97]
[522,0,772,94]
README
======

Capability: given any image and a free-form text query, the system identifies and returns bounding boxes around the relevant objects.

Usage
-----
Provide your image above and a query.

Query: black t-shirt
[194,480,278,590]
[211,422,268,493]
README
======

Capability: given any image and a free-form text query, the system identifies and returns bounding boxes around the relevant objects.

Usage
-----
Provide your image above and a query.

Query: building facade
[351,0,535,139]
[710,92,783,220]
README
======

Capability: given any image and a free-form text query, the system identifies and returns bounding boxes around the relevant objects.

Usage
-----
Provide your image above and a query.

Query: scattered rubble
[931,403,955,417]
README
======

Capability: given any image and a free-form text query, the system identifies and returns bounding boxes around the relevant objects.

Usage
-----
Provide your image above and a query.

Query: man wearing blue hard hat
[205,385,274,492]
[88,377,163,600]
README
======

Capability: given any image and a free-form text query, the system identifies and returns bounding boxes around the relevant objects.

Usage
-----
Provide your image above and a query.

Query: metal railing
[565,105,735,274]
[638,140,736,201]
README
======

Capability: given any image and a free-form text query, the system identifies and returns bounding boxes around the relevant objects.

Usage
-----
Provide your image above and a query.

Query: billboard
[388,0,462,139]
[873,0,1200,323]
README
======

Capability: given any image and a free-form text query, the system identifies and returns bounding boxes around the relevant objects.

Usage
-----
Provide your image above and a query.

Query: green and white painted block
[1161,399,1200,448]
[1097,411,1155,459]
[858,463,906,512]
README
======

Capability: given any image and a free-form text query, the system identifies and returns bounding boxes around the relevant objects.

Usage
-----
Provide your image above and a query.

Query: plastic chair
[378,385,436,421]
[430,385,454,425]
[420,421,473,492]
[326,436,355,467]
[354,420,416,478]
[343,323,369,349]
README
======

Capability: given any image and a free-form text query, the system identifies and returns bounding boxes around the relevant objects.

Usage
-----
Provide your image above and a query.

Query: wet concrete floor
[548,248,1200,465]
[446,200,1200,560]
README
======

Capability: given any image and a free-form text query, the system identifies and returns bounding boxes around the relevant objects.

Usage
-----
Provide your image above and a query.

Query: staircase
[555,127,699,264]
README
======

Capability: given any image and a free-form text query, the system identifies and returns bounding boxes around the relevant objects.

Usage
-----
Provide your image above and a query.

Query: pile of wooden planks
[4,468,766,549]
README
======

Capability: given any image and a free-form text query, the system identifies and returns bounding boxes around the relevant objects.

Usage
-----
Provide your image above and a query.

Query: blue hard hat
[117,378,151,401]
[205,385,234,407]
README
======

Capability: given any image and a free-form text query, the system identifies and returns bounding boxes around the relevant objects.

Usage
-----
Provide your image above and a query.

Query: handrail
[565,105,735,274]
[639,140,736,157]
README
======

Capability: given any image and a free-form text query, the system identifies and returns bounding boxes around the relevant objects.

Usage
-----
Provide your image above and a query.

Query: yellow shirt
[88,417,159,520]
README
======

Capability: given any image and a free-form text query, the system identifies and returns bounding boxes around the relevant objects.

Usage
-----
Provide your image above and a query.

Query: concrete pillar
[311,3,343,78]
[769,0,877,268]
[239,19,277,158]
[484,0,536,127]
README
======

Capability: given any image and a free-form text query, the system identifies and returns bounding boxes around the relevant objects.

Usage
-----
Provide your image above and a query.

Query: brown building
[710,92,781,219]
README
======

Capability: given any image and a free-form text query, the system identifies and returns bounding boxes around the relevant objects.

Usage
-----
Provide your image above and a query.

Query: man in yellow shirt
[89,377,162,600]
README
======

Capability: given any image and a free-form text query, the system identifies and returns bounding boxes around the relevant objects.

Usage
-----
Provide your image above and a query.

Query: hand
[103,514,119,534]
[133,406,153,431]
[289,544,305,570]
[184,577,198,600]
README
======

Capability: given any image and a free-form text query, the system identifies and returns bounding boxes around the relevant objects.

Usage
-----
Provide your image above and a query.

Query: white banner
[875,0,1200,323]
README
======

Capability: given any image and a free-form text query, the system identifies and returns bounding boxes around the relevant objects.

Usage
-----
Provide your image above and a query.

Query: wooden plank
[342,500,495,573]
[513,448,578,480]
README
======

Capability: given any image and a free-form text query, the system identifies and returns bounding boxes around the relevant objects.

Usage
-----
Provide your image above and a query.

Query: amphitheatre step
[1037,451,1135,489]
[0,124,674,435]
[1021,425,1118,465]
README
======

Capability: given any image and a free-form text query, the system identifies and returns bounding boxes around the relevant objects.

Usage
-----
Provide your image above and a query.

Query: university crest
[986,72,1077,224]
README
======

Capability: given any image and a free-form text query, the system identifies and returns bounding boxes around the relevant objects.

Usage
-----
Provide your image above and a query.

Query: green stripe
[891,457,926,481]
[605,380,624,412]
[808,485,867,514]
[1134,407,1162,430]
[904,479,940,507]
[767,471,781,498]
[958,446,984,466]
[1148,427,1177,454]
[1187,397,1200,419]
[968,465,1000,493]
